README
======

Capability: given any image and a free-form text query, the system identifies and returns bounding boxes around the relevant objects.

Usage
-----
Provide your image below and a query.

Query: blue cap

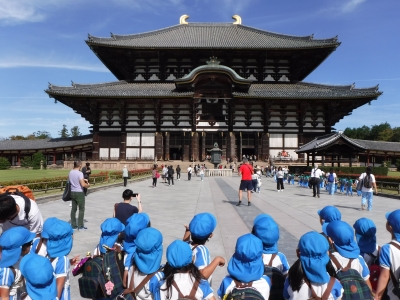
[134,228,163,274]
[326,221,360,259]
[99,218,125,254]
[298,232,330,284]
[353,218,377,254]
[253,214,279,254]
[0,227,36,267]
[386,210,400,242]
[124,213,150,254]
[41,217,74,257]
[20,253,57,300]
[166,240,193,269]
[318,206,342,234]
[228,233,264,283]
[189,213,217,240]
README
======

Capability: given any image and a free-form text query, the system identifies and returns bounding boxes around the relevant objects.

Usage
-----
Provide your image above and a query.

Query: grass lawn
[388,171,400,177]
[0,169,106,183]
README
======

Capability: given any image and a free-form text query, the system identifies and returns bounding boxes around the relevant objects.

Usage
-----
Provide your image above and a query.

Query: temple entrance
[242,148,255,157]
[169,147,182,160]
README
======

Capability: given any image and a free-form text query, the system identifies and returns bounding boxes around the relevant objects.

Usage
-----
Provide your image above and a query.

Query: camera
[132,193,139,197]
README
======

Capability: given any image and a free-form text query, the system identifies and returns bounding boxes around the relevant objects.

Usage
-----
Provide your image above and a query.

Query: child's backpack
[389,242,400,298]
[263,254,285,300]
[347,180,353,187]
[224,280,265,300]
[171,279,200,300]
[78,249,128,299]
[305,277,336,300]
[367,248,381,291]
[329,254,373,300]
[0,186,35,221]
[363,174,373,189]
[328,174,334,183]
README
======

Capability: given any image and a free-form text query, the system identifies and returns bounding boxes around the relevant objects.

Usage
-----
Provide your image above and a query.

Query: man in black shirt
[113,189,143,226]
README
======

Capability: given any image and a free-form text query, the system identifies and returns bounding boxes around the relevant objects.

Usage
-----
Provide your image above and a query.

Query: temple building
[45,15,382,162]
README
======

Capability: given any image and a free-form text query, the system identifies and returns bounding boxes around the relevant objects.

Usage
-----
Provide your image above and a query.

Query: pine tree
[70,126,82,137]
[59,124,70,138]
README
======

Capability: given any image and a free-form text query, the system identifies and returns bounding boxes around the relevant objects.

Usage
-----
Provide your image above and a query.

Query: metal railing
[205,169,233,177]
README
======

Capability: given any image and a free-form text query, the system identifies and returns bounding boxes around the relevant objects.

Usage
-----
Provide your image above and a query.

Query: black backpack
[363,174,373,189]
[263,254,285,300]
[329,254,372,300]
[78,248,128,299]
[225,280,265,300]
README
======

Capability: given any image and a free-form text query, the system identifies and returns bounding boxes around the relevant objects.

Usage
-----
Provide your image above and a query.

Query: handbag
[62,181,72,202]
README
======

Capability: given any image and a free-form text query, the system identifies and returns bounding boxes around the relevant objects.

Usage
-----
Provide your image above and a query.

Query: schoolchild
[375,209,400,299]
[41,218,75,300]
[0,227,36,300]
[353,218,379,266]
[160,240,215,300]
[325,221,372,287]
[20,253,58,300]
[218,233,271,299]
[346,179,353,196]
[123,213,151,286]
[183,212,225,281]
[326,168,337,195]
[125,228,163,300]
[93,218,125,257]
[317,206,342,235]
[283,231,343,299]
[252,214,290,275]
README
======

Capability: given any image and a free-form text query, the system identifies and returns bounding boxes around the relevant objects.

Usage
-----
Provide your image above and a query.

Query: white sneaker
[69,203,72,207]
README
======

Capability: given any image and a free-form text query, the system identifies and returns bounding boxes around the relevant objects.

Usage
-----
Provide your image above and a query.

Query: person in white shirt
[359,166,378,211]
[187,166,192,181]
[0,194,43,235]
[310,164,323,198]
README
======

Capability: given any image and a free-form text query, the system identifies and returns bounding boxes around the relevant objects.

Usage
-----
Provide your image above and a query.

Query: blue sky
[0,0,399,139]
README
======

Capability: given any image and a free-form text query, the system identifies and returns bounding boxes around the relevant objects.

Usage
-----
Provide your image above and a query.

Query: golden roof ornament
[232,15,242,25]
[180,15,189,25]
[206,57,220,65]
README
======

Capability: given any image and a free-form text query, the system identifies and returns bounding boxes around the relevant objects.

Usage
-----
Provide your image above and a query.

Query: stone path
[37,173,397,299]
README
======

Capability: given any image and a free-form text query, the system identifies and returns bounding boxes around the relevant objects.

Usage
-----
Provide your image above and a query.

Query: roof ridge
[49,80,127,90]
[297,82,380,91]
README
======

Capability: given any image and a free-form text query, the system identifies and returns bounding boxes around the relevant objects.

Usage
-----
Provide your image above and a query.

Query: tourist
[159,240,215,300]
[252,214,290,275]
[353,218,379,267]
[200,166,205,181]
[310,164,323,198]
[81,162,91,196]
[276,166,284,192]
[326,168,337,195]
[124,228,163,300]
[162,165,168,183]
[69,159,90,230]
[359,166,378,211]
[346,179,353,196]
[251,171,259,193]
[167,165,174,186]
[375,209,400,299]
[283,231,343,299]
[122,165,129,187]
[325,221,372,288]
[41,218,74,300]
[93,218,125,257]
[183,213,225,282]
[0,192,43,235]
[187,165,192,181]
[20,253,58,300]
[0,227,36,299]
[176,165,181,180]
[236,158,254,206]
[113,190,142,226]
[152,166,158,188]
[218,234,271,299]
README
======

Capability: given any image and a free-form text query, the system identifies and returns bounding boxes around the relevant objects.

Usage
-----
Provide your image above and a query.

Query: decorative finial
[87,34,93,41]
[206,57,220,65]
[232,15,242,25]
[180,15,189,25]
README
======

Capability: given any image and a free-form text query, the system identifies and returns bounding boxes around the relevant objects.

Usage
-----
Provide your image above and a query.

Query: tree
[390,127,400,142]
[70,126,82,137]
[59,124,70,138]
[8,130,51,140]
[34,131,51,139]
[370,122,391,140]
[31,152,46,169]
[0,157,11,170]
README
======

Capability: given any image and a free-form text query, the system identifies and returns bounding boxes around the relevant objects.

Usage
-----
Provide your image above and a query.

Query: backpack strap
[267,253,277,267]
[304,277,335,300]
[389,242,400,285]
[35,238,43,254]
[121,267,158,297]
[11,192,31,221]
[171,279,200,299]
[329,253,353,272]
[233,279,253,288]
[172,281,185,299]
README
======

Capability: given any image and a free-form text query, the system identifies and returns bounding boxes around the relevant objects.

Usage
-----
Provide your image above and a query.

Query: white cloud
[0,55,108,72]
[0,0,45,24]
[341,0,366,13]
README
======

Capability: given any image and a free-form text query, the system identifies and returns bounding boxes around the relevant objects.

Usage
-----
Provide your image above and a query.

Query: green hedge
[288,166,388,176]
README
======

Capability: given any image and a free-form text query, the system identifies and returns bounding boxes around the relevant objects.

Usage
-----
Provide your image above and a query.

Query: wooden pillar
[312,151,315,167]
[331,155,334,167]
[239,132,243,161]
[261,132,269,162]
[298,133,304,160]
[201,132,206,161]
[322,153,325,167]
[92,133,99,160]
[164,132,170,161]
[227,132,236,161]
[349,151,353,167]
[155,132,163,160]
[367,151,370,166]
[191,132,199,161]
[120,133,126,160]
[53,149,56,165]
[183,132,190,161]
[307,153,310,167]
[338,155,340,167]
[254,132,259,158]
[17,151,21,166]
[372,155,375,167]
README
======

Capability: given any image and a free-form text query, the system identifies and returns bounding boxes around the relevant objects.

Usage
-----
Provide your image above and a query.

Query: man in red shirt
[237,158,254,206]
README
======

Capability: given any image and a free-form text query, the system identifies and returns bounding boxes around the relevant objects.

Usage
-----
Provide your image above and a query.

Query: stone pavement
[38,173,398,299]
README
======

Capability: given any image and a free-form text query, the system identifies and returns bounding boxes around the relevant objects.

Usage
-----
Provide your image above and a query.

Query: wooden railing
[205,169,233,177]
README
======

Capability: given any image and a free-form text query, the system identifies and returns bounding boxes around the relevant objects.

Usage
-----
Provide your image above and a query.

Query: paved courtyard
[38,173,398,299]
